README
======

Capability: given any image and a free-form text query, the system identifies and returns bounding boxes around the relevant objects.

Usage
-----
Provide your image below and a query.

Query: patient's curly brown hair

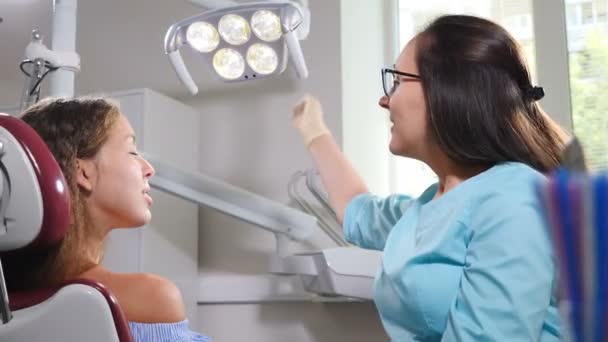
[2,97,120,291]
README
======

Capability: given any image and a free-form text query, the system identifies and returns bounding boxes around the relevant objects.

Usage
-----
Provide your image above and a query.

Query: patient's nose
[142,158,155,178]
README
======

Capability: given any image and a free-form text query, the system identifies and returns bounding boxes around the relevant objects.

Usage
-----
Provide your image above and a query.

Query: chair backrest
[0,113,133,342]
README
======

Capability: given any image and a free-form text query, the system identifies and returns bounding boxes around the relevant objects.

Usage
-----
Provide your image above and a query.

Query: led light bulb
[213,48,245,80]
[246,43,278,75]
[186,21,219,53]
[251,10,282,42]
[218,14,251,46]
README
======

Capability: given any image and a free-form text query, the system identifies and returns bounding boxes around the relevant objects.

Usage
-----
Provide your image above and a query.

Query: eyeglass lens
[383,70,396,96]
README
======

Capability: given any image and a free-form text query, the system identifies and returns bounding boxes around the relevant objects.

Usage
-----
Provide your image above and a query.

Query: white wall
[0,83,21,108]
[0,0,389,341]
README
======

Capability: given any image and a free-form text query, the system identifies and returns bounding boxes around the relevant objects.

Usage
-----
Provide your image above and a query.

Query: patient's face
[87,114,155,229]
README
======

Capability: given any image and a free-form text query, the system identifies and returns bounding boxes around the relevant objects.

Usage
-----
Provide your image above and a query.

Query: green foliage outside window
[570,29,608,171]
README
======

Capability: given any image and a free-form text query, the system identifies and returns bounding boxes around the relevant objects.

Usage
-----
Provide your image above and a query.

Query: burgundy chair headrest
[0,113,70,248]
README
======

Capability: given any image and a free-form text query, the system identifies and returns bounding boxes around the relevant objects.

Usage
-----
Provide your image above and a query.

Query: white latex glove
[292,94,331,147]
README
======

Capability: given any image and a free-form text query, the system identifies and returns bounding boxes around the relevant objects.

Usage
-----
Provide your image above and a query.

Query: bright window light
[212,48,245,80]
[218,14,251,46]
[246,43,278,75]
[186,21,220,53]
[251,10,282,42]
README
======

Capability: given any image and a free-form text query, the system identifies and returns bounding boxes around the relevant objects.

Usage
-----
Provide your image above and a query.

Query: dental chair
[0,113,133,342]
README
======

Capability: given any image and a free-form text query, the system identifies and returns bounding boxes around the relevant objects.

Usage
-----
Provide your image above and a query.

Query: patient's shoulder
[82,268,185,323]
[119,273,186,323]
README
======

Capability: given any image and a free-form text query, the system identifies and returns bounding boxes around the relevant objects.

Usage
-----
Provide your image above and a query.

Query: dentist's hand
[292,94,331,147]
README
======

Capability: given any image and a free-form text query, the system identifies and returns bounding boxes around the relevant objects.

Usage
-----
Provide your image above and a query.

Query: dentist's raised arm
[292,95,369,222]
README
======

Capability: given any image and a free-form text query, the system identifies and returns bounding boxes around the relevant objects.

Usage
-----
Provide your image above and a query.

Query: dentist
[292,15,566,342]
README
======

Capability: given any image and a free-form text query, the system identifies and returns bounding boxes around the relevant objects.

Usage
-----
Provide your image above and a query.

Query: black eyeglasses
[381,67,421,97]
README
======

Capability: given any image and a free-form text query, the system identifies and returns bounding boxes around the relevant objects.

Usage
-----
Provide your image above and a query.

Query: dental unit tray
[271,247,381,300]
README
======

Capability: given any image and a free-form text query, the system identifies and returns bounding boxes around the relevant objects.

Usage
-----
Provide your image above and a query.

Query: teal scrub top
[343,162,561,341]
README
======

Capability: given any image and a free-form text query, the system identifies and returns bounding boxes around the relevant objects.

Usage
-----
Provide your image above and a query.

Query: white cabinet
[102,88,200,321]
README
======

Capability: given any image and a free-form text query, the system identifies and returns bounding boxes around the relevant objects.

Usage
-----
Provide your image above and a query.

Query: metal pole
[49,0,77,98]
[0,259,13,324]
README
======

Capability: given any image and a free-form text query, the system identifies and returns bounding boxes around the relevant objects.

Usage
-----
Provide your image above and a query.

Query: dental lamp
[164,0,310,94]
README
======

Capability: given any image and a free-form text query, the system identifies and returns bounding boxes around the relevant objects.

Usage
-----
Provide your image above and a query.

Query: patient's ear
[76,159,96,192]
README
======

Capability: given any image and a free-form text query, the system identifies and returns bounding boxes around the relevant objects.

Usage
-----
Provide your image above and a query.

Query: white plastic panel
[0,126,43,250]
[0,284,120,342]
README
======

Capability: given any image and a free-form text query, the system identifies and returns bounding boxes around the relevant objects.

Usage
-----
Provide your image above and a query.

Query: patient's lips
[144,194,153,206]
[143,188,153,206]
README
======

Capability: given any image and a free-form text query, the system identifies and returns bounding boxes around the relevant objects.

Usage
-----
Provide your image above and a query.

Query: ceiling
[0,1,52,84]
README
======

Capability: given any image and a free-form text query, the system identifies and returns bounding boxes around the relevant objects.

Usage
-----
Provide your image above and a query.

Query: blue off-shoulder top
[128,320,211,342]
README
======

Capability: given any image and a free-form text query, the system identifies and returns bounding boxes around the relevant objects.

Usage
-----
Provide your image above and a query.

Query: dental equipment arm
[144,155,315,249]
[19,0,80,112]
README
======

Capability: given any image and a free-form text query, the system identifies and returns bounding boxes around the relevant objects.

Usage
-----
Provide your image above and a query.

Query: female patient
[3,97,209,342]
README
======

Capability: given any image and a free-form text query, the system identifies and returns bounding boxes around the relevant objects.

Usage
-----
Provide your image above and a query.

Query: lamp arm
[164,21,199,95]
[168,51,199,95]
[284,31,308,78]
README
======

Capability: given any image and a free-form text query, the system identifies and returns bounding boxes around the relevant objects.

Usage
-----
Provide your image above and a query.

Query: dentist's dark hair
[415,15,567,173]
[2,97,120,291]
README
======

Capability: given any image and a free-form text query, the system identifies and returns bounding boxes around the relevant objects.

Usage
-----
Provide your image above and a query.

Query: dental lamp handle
[186,0,238,10]
[285,31,308,79]
[291,1,311,40]
[168,51,199,95]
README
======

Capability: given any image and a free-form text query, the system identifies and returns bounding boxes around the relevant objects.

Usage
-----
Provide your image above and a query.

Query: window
[393,0,535,196]
[582,2,595,24]
[598,1,607,22]
[567,0,608,170]
[567,4,581,26]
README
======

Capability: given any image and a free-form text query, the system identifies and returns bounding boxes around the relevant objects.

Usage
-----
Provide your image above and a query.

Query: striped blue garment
[128,320,211,342]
